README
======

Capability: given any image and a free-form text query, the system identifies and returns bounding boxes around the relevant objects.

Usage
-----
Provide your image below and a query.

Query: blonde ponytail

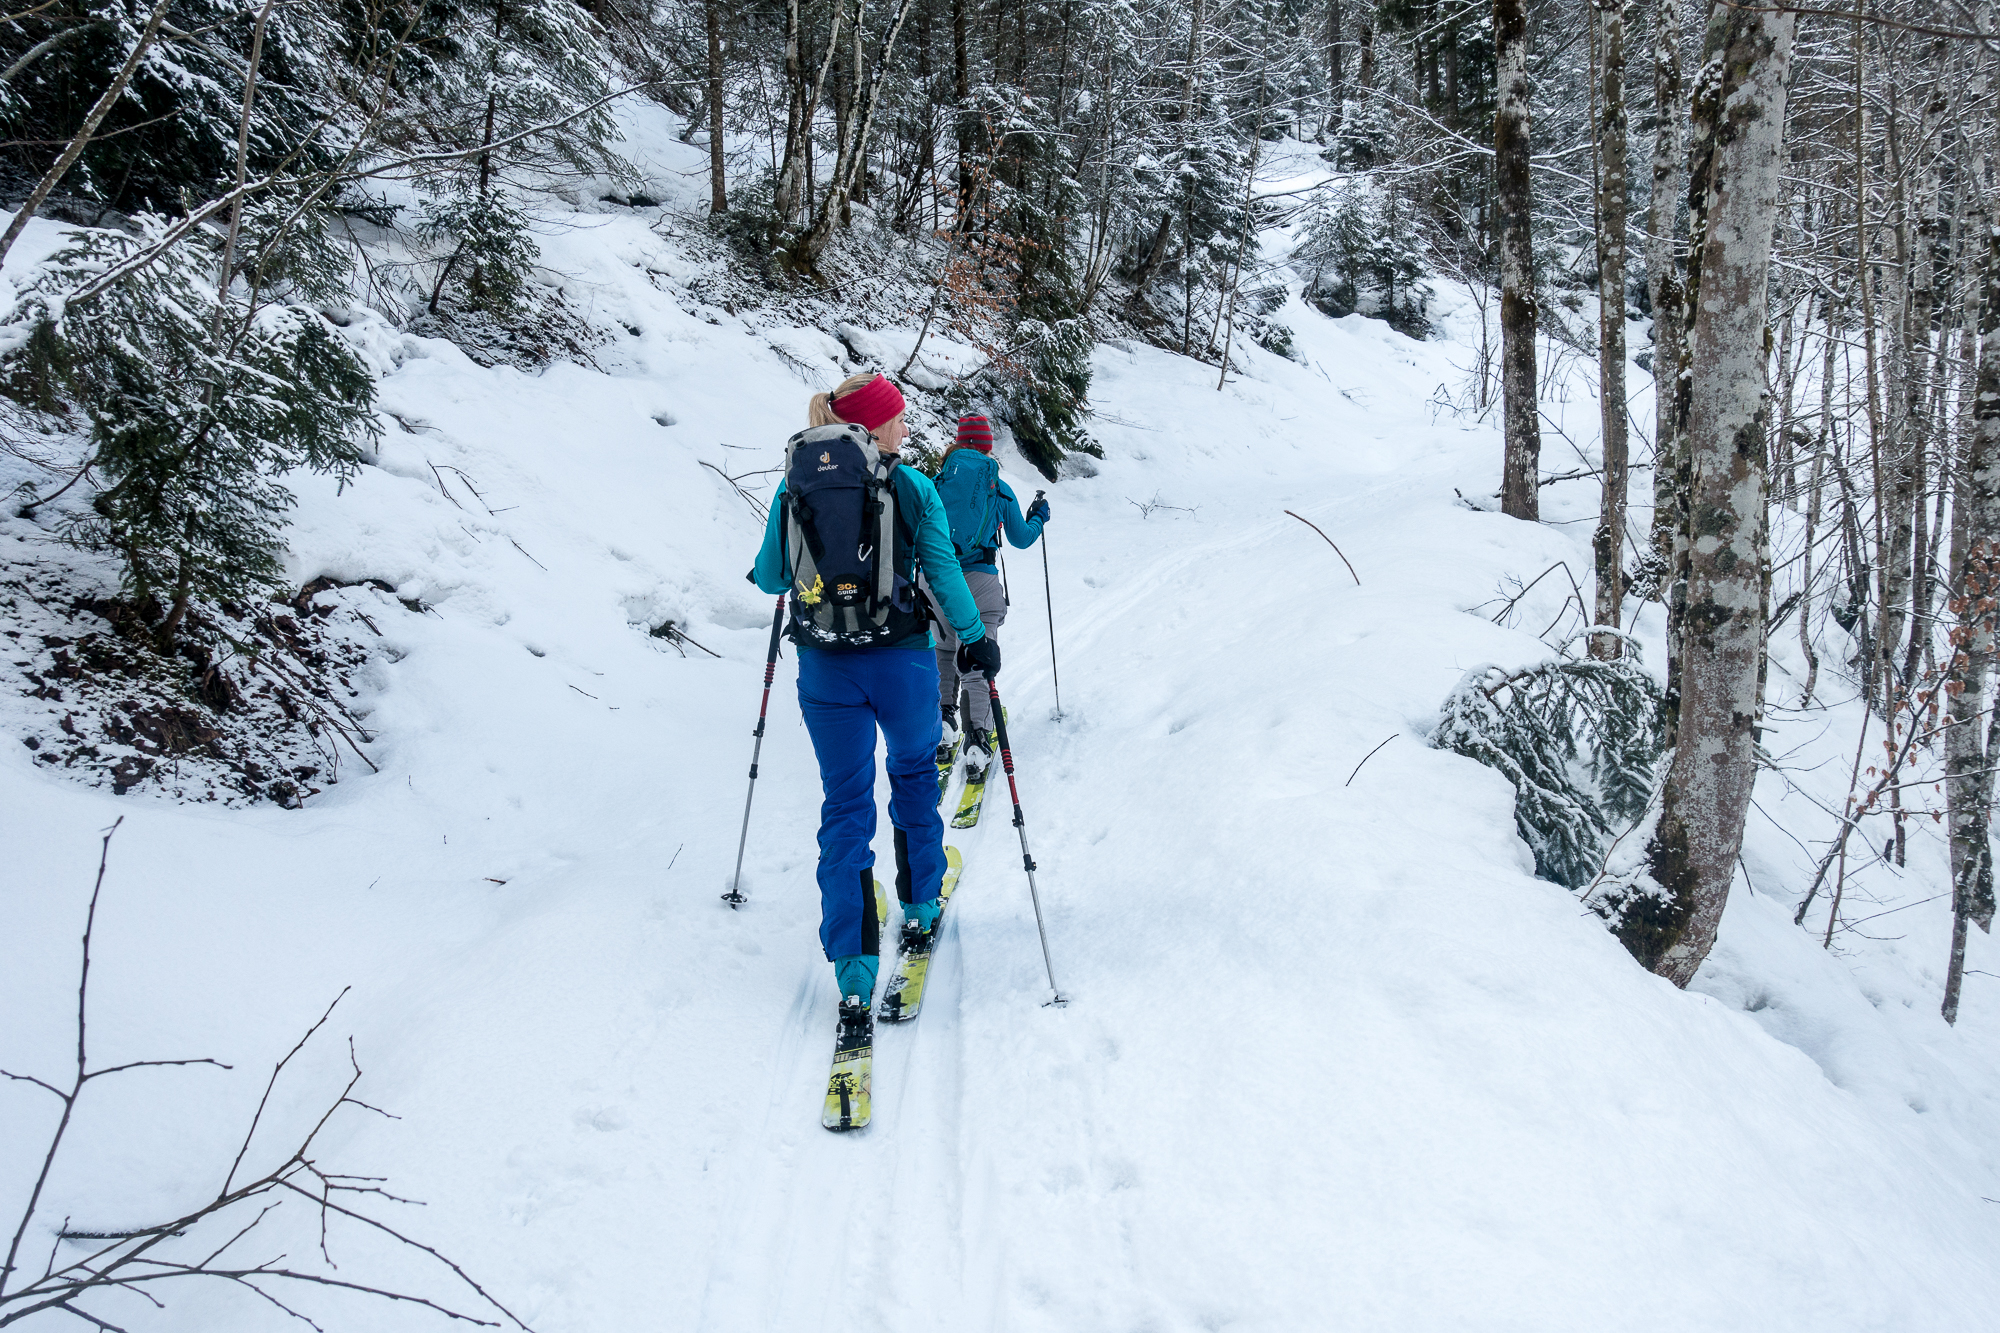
[809,372,883,427]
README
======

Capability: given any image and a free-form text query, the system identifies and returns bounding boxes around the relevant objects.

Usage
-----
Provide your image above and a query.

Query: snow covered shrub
[4,224,378,644]
[1255,319,1297,360]
[1430,651,1666,889]
[417,191,540,317]
[1325,94,1398,171]
[1296,184,1431,339]
[711,171,792,285]
[995,312,1098,475]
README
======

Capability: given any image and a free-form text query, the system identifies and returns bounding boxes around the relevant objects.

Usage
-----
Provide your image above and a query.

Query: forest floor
[4,121,2000,1332]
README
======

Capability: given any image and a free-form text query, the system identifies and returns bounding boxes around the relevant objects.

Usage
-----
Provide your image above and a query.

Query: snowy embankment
[6,126,2000,1330]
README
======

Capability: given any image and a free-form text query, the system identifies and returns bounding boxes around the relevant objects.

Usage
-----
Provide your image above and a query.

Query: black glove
[1027,494,1051,523]
[957,634,1002,680]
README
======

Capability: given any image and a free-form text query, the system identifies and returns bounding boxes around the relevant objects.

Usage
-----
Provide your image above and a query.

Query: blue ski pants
[797,646,947,960]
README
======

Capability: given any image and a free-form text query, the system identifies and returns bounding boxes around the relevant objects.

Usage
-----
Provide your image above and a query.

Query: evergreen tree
[0,0,346,216]
[391,0,632,315]
[7,223,378,645]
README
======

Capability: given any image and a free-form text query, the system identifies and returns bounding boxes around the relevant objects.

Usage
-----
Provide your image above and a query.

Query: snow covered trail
[8,158,2000,1329]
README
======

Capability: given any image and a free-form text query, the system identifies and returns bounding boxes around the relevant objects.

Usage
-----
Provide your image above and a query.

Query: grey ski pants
[925,568,1007,732]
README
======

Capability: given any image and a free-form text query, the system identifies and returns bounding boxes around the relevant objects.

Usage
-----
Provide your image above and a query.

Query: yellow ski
[949,777,986,829]
[822,876,889,1131]
[822,1007,872,1131]
[880,847,964,1023]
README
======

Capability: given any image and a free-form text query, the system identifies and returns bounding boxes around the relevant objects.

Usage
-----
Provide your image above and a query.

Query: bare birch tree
[1943,181,2000,1024]
[1621,0,1797,986]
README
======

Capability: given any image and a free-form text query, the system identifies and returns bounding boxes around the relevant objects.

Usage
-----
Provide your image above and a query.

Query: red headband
[830,375,906,432]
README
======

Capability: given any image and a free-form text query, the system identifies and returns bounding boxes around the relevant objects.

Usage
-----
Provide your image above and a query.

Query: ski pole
[724,594,787,908]
[987,680,1067,1006]
[1036,492,1063,720]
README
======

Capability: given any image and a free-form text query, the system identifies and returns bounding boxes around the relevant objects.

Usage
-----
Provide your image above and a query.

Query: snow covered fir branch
[3,0,2000,1327]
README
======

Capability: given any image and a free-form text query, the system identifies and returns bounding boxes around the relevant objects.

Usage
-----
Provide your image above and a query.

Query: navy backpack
[780,424,925,648]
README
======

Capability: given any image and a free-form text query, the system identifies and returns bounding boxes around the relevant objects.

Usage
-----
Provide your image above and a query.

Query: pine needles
[1431,650,1666,890]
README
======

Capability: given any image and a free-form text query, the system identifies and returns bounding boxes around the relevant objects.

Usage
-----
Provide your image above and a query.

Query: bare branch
[222,987,349,1196]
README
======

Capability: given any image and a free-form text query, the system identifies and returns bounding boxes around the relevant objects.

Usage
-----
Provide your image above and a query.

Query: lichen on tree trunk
[1621,0,1795,986]
[1942,197,2000,1024]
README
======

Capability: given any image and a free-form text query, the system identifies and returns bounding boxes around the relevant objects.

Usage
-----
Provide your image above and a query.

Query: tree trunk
[1620,0,1796,987]
[801,0,921,260]
[1591,0,1631,657]
[952,0,973,222]
[1130,0,1206,308]
[470,5,503,303]
[1495,0,1539,520]
[705,0,728,212]
[1877,78,1927,719]
[1853,19,1885,709]
[1444,20,1460,131]
[1326,0,1344,139]
[777,0,843,226]
[1645,0,1687,713]
[1900,72,1949,705]
[1797,293,1838,707]
[1943,183,2000,1025]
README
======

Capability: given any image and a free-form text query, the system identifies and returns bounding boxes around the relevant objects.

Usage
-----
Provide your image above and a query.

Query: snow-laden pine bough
[1430,638,1666,902]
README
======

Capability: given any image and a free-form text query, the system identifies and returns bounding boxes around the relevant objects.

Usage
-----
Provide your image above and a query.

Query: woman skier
[928,414,1049,780]
[750,373,1000,1016]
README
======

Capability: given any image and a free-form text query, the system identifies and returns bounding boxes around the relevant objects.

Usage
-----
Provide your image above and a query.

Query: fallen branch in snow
[436,466,500,516]
[1474,560,1592,645]
[1283,510,1360,585]
[1536,467,1604,487]
[428,462,466,510]
[1127,492,1198,520]
[0,822,530,1331]
[700,460,774,519]
[1344,734,1398,786]
[650,620,721,658]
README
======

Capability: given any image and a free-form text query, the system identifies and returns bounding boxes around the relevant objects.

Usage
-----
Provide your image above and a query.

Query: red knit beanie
[955,414,994,452]
[830,375,907,432]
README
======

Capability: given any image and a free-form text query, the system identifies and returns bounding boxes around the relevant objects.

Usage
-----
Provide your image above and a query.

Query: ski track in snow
[6,120,2000,1331]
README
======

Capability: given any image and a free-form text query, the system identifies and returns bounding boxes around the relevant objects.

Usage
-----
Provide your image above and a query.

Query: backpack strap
[871,456,898,612]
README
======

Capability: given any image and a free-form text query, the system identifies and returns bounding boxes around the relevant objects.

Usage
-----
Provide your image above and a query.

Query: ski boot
[962,727,995,783]
[899,896,943,951]
[936,704,961,767]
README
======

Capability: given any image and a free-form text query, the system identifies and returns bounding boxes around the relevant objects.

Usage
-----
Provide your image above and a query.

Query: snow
[6,128,2000,1332]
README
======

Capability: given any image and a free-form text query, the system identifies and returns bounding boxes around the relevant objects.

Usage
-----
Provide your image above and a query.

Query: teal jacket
[958,476,1046,576]
[753,464,985,650]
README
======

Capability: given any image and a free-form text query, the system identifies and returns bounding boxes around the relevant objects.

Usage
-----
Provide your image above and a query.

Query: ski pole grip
[765,594,787,658]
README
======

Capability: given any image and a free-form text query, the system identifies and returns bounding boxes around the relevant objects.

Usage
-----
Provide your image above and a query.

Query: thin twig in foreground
[1283,510,1360,584]
[1344,734,1398,787]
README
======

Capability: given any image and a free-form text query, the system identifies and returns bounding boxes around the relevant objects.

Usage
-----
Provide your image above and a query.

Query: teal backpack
[935,448,1003,563]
